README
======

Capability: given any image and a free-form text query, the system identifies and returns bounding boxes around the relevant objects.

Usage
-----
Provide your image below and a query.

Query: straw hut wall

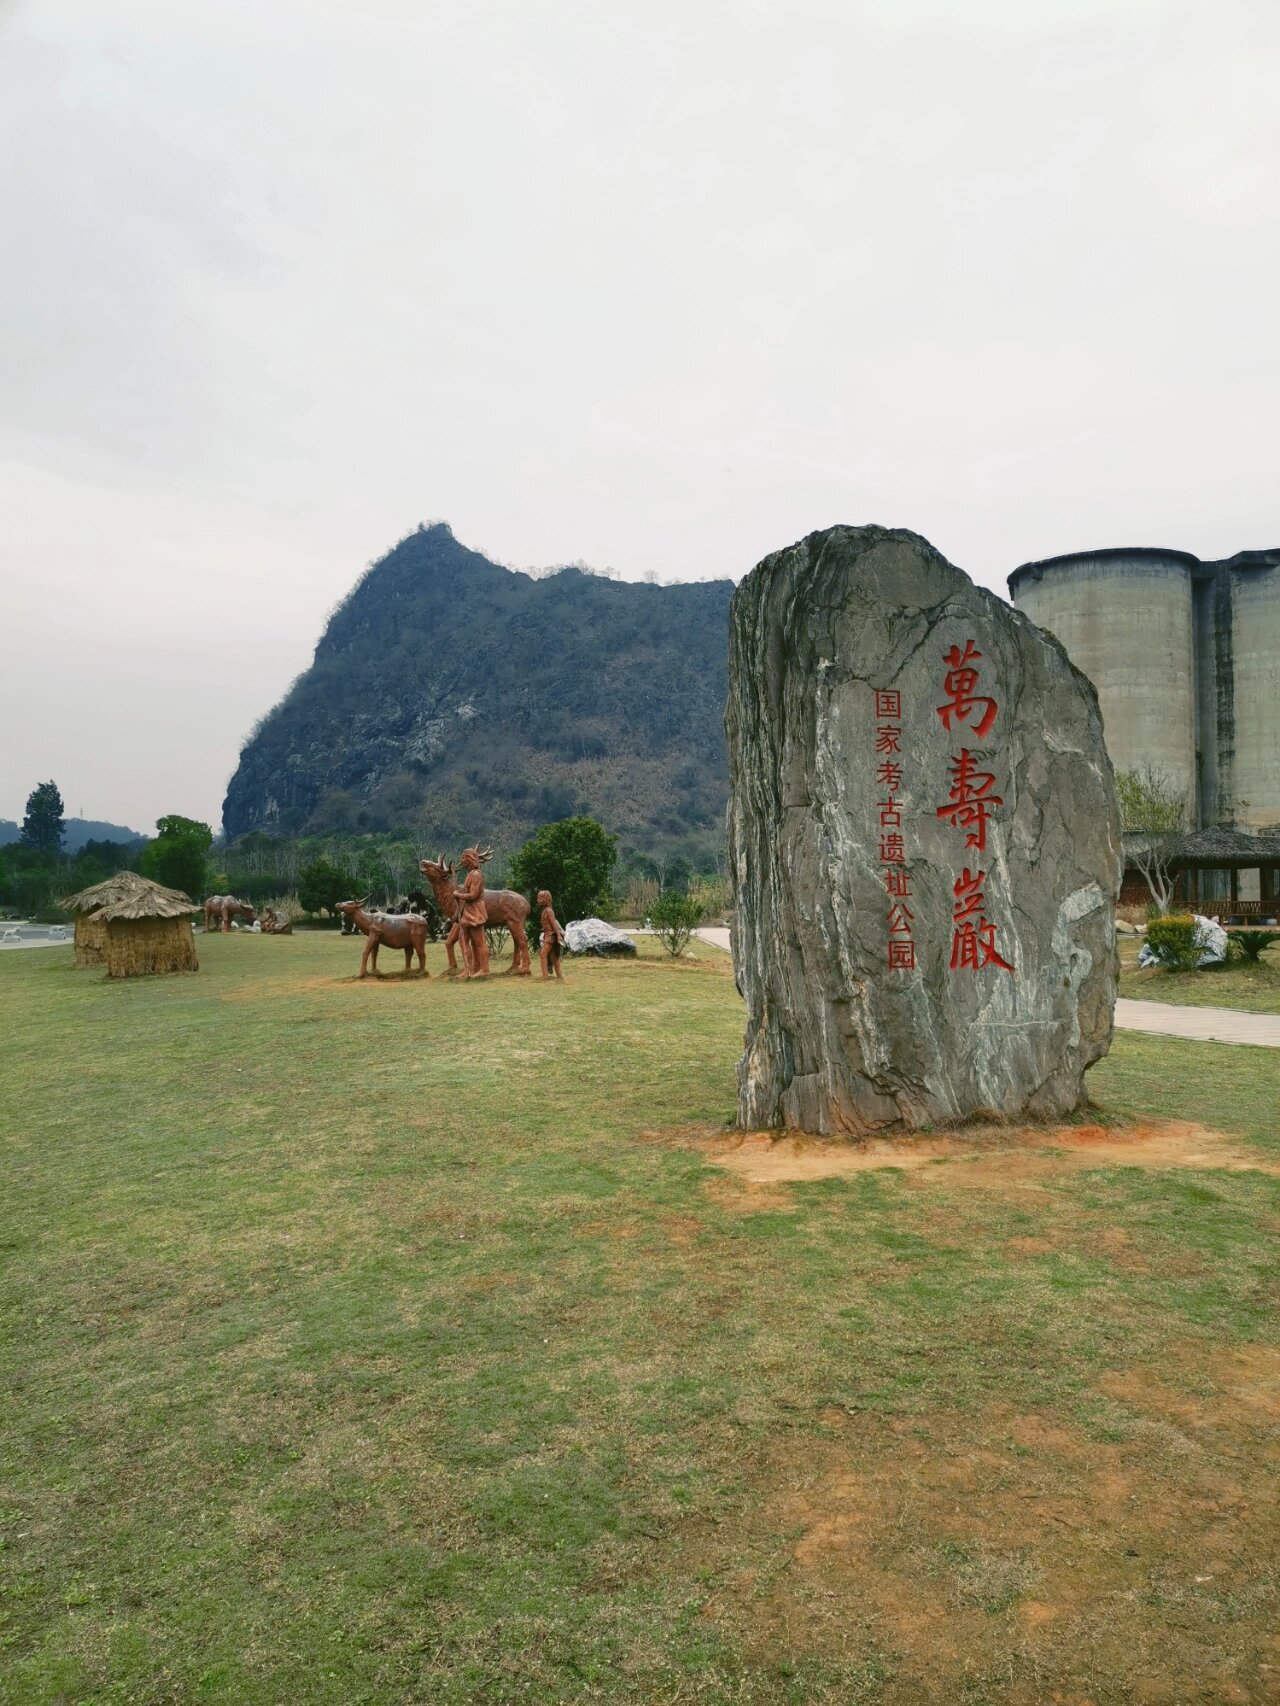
[73,911,108,967]
[61,871,199,978]
[104,913,198,978]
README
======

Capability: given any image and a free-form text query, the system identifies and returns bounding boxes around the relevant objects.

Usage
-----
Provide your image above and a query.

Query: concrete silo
[1008,548,1199,804]
[1223,551,1280,832]
[1008,545,1280,832]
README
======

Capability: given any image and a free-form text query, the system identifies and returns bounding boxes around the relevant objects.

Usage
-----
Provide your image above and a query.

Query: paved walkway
[694,930,1280,1048]
[1113,998,1280,1049]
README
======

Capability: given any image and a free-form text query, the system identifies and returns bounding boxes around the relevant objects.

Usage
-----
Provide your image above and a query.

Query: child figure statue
[537,890,565,981]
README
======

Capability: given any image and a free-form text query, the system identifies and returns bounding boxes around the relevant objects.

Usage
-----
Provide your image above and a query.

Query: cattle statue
[335,898,429,977]
[203,894,257,933]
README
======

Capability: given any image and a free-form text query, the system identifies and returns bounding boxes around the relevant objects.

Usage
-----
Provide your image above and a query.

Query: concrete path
[695,930,1280,1048]
[1113,998,1280,1049]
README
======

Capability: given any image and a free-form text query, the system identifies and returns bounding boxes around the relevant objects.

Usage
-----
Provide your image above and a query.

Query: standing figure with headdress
[453,845,490,979]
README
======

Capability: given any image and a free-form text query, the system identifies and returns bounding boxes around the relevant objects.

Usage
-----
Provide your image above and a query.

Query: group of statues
[419,846,539,978]
[202,845,566,980]
[202,895,291,935]
[337,845,565,981]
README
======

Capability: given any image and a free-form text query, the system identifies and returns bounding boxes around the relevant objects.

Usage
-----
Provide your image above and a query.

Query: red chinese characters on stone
[949,868,1014,973]
[873,684,914,969]
[936,750,1003,852]
[936,640,999,740]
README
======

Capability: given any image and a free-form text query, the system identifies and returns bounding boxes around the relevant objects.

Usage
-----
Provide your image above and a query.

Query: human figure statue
[537,890,565,981]
[419,853,532,974]
[453,847,490,979]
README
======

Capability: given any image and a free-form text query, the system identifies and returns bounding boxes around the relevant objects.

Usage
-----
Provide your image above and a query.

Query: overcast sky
[2,0,1277,834]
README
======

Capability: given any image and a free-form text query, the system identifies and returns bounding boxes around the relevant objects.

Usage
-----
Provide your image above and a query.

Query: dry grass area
[689,1335,1278,1706]
[657,1120,1280,1701]
[1,932,1277,1703]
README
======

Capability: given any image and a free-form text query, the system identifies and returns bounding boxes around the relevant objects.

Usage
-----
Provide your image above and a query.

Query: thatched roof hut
[61,872,199,977]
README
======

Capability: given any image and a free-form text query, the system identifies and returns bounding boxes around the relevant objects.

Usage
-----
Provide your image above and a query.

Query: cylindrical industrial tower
[1009,545,1280,832]
[1225,551,1280,831]
[1008,548,1200,812]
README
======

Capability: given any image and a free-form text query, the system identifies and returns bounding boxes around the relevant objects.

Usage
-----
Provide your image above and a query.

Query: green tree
[142,815,214,899]
[508,815,618,925]
[20,781,65,854]
[297,857,354,917]
[651,889,707,957]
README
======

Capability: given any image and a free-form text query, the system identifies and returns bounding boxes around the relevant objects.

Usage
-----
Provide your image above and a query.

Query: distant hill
[0,817,146,852]
[223,524,735,860]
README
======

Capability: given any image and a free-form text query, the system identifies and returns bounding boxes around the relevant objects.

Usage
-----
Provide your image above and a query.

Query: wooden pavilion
[61,871,199,977]
[1171,828,1280,921]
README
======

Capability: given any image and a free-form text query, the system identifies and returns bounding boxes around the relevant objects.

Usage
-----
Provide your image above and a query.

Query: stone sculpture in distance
[726,525,1121,1136]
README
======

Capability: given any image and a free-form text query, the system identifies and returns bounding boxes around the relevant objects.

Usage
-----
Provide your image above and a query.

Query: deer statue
[203,894,257,933]
[335,898,429,977]
[419,850,532,976]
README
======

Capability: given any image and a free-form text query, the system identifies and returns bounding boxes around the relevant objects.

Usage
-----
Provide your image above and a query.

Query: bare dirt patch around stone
[690,1117,1277,1196]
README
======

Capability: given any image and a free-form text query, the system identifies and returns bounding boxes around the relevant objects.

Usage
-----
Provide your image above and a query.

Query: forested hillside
[223,524,734,862]
[0,817,144,852]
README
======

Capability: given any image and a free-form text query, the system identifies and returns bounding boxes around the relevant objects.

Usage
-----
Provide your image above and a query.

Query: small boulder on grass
[563,918,636,957]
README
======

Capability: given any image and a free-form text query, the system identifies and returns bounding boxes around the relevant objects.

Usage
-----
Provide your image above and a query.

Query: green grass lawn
[2,935,1277,1704]
[1117,931,1280,1013]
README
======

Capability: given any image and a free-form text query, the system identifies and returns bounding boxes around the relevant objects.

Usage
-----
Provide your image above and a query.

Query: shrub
[651,890,706,958]
[508,816,618,925]
[1144,914,1199,971]
[485,923,511,960]
[1232,929,1280,964]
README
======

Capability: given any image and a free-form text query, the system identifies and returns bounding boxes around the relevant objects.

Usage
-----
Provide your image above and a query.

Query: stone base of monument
[726,525,1121,1136]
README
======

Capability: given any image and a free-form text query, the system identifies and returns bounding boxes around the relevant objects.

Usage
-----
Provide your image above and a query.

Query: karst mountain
[223,523,734,860]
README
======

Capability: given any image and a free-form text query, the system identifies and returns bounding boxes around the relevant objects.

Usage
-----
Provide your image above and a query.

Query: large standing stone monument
[726,525,1121,1135]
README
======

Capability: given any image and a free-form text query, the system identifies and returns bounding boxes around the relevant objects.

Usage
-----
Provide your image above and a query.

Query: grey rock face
[726,526,1121,1135]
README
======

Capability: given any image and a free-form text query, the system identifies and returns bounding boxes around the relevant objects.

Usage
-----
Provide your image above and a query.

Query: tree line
[0,781,729,931]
